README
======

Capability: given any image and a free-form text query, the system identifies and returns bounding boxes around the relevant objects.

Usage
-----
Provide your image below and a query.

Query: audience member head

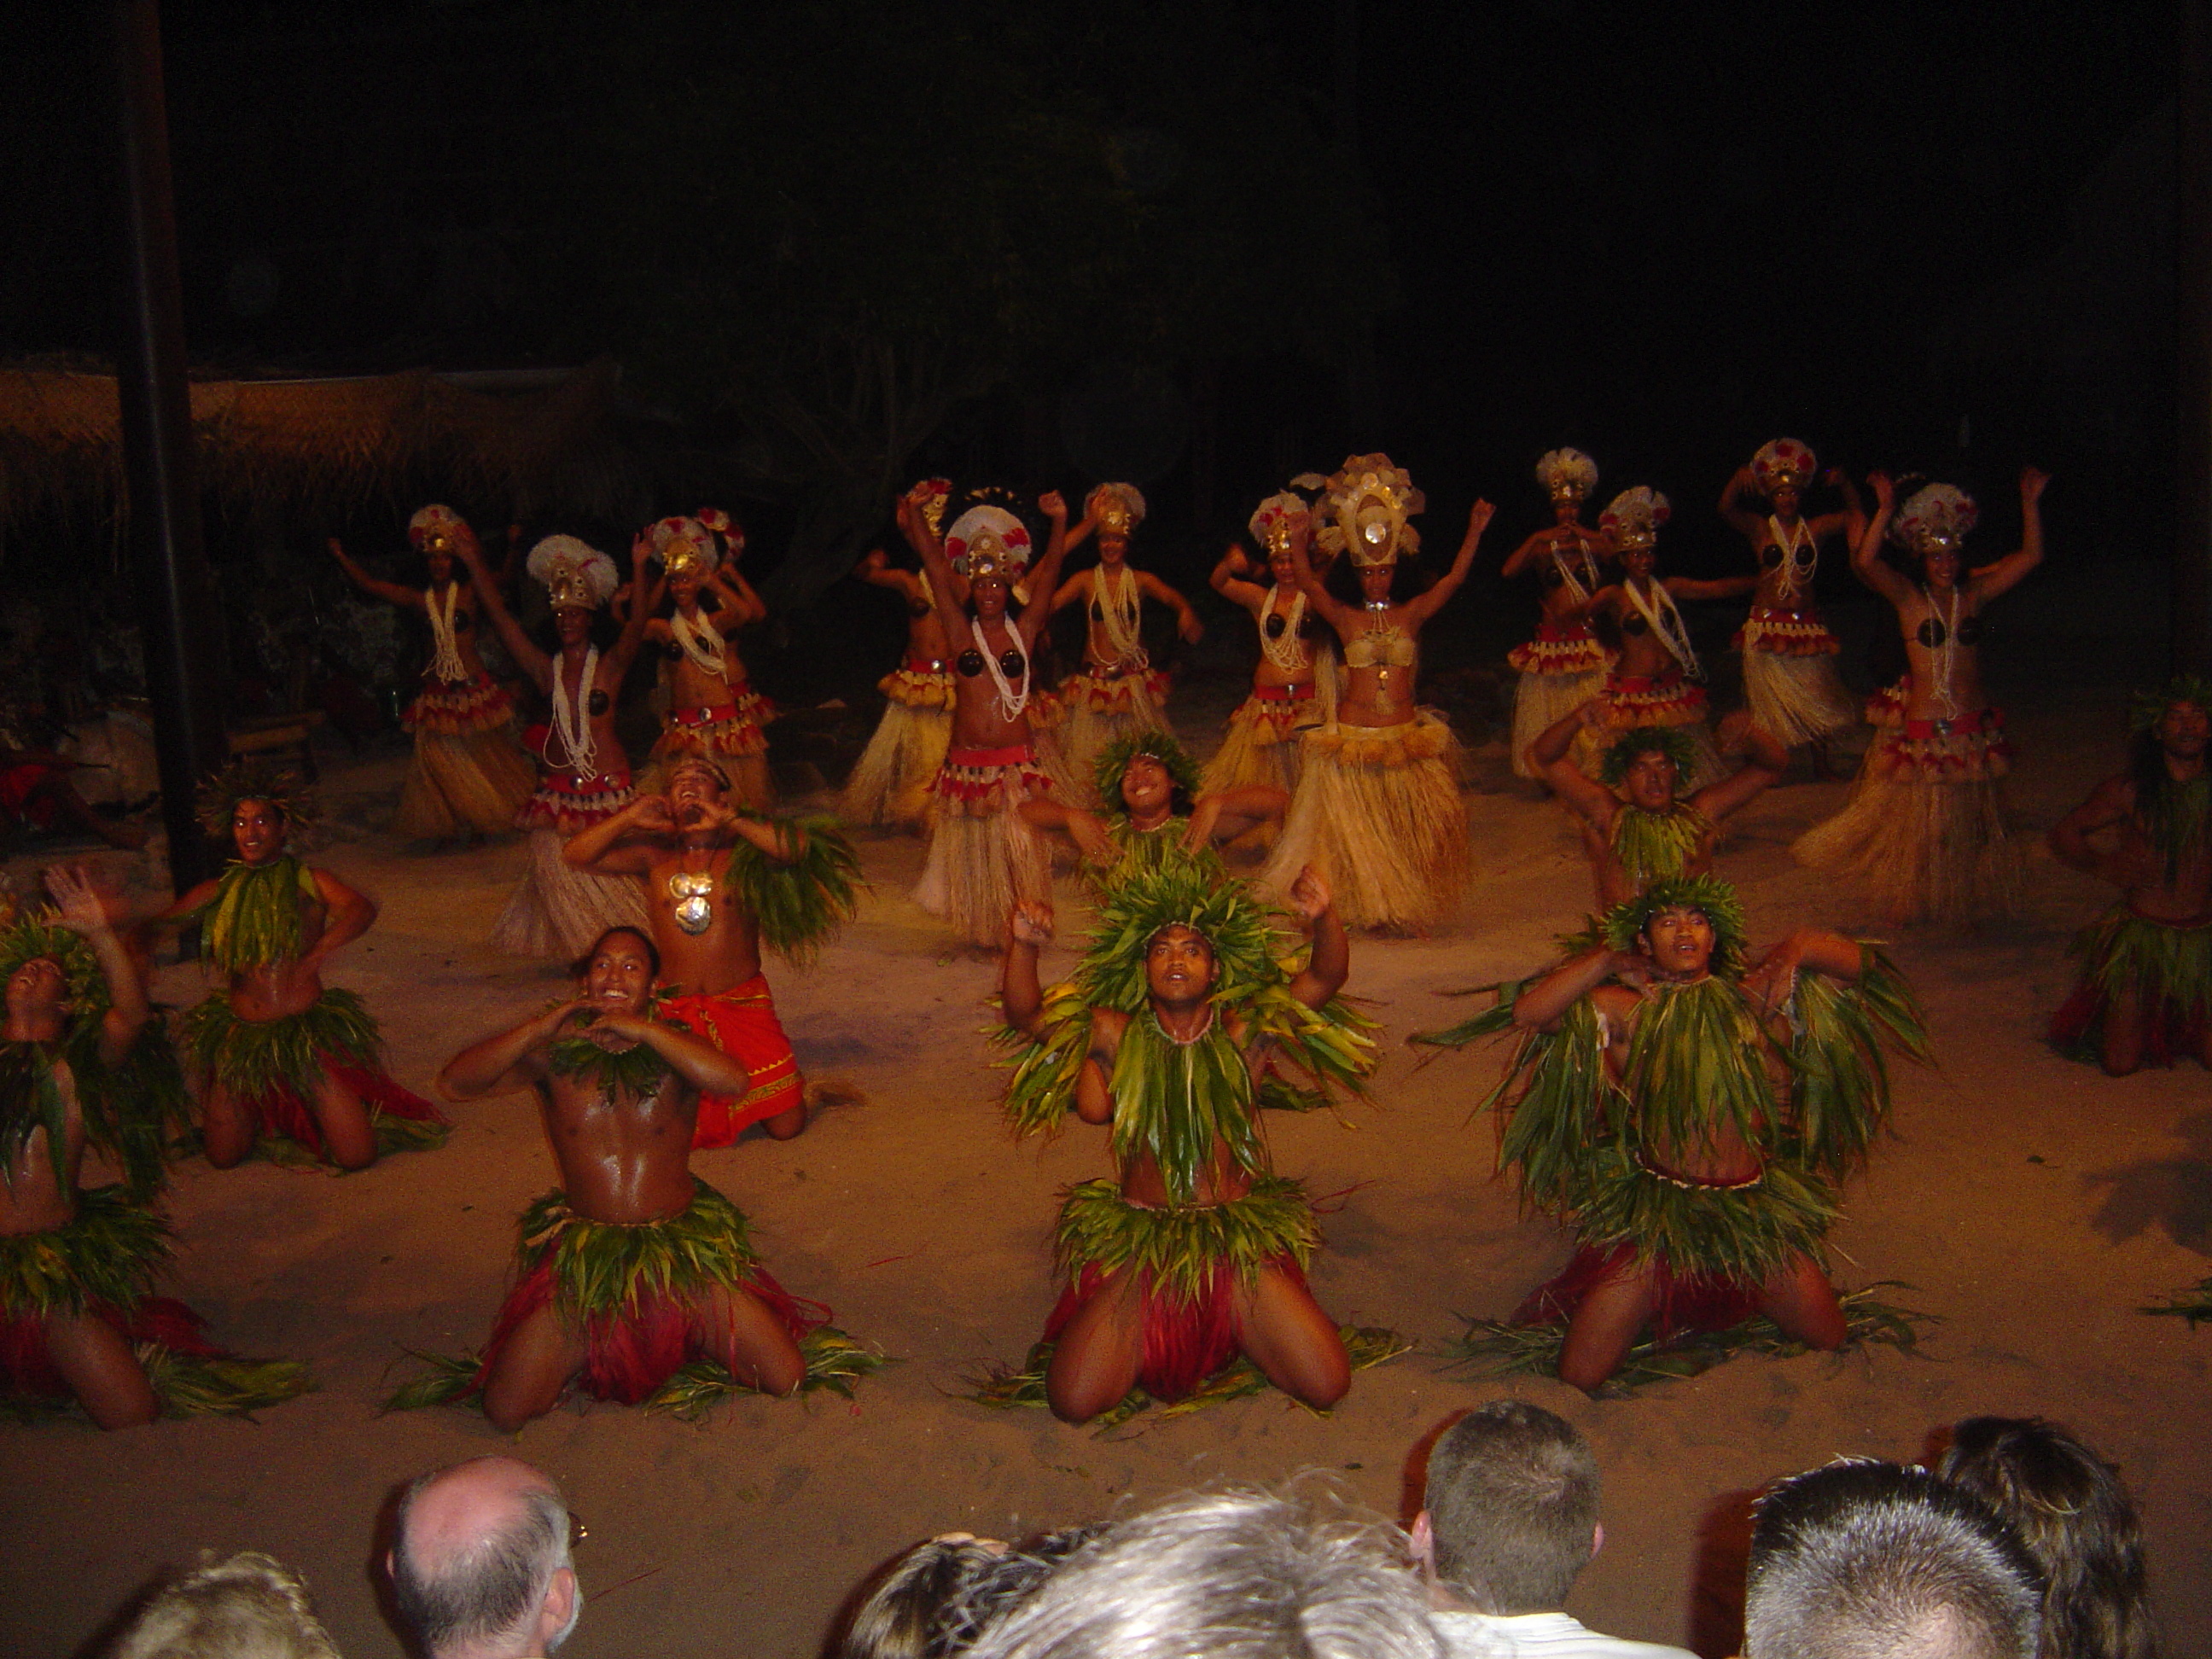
[388,1457,579,1659]
[108,1552,340,1659]
[1745,1459,2043,1659]
[1413,1400,1601,1615]
[1939,1417,2157,1659]
[836,1534,1009,1659]
[963,1486,1441,1659]
[936,1526,1113,1656]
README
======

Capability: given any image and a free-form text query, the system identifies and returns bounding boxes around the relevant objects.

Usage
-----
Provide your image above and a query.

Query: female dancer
[841,480,958,830]
[1583,487,1753,792]
[1719,439,1864,773]
[1260,454,1490,931]
[643,513,775,807]
[1793,469,2046,928]
[327,505,535,841]
[899,486,1077,947]
[1202,491,1328,804]
[1049,483,1202,794]
[459,532,655,958]
[1500,449,1613,778]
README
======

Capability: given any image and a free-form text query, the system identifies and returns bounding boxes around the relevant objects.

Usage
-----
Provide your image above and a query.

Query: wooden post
[2179,0,2212,672]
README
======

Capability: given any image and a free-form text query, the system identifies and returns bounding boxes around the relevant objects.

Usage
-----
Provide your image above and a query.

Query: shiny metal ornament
[668,871,716,934]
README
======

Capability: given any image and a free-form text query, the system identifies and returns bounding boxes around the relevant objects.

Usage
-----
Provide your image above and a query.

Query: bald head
[391,1458,577,1659]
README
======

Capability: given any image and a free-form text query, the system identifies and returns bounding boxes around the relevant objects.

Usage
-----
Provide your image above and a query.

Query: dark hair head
[1746,1460,2043,1659]
[1940,1418,2156,1659]
[835,1535,1006,1659]
[1423,1401,1598,1614]
[570,925,660,981]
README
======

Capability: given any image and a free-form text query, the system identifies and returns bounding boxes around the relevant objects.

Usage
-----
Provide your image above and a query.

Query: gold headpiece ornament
[1534,448,1598,505]
[1248,491,1309,556]
[943,505,1033,582]
[1310,453,1423,568]
[1888,484,1977,557]
[908,479,952,538]
[1599,486,1672,551]
[649,515,720,579]
[407,504,465,556]
[1086,482,1147,538]
[1750,439,1817,496]
[526,534,619,612]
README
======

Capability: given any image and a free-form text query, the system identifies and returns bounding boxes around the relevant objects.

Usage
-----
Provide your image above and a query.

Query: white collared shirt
[1430,1609,1695,1659]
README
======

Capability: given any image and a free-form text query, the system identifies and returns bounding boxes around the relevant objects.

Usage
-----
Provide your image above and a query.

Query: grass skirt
[0,1185,314,1417]
[1599,670,1726,790]
[1866,676,1909,728]
[1044,1176,1321,1403]
[394,677,535,840]
[841,670,954,829]
[1201,684,1317,801]
[663,979,803,1147]
[916,743,1054,946]
[1792,712,2021,927]
[1059,667,1169,803]
[1260,714,1470,929]
[180,987,448,1163]
[2050,905,2212,1066]
[1508,626,1610,777]
[1737,609,1855,746]
[492,825,652,958]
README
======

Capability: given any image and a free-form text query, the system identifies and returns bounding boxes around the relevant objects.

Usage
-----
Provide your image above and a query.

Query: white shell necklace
[1625,575,1700,678]
[549,644,601,777]
[671,606,731,680]
[977,617,1031,721]
[424,582,469,683]
[1765,515,1818,603]
[1258,585,1310,673]
[1550,530,1599,605]
[1093,563,1148,669]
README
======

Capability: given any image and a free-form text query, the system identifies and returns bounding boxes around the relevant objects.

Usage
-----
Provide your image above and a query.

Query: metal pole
[2179,0,2212,673]
[112,0,224,892]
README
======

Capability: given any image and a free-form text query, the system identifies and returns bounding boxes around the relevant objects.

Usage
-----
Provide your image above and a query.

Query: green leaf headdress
[1601,874,1749,981]
[195,760,318,841]
[1598,725,1700,789]
[0,913,110,1189]
[1075,861,1290,1015]
[1091,729,1203,821]
[2129,673,2212,732]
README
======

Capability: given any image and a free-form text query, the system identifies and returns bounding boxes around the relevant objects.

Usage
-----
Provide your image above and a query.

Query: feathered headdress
[1750,439,1817,495]
[527,535,619,611]
[1248,491,1309,555]
[649,515,719,579]
[1602,874,1749,980]
[694,508,745,562]
[407,504,465,552]
[906,479,953,538]
[1888,485,1977,555]
[1535,448,1598,504]
[1600,486,1671,550]
[944,505,1033,581]
[1598,725,1701,789]
[1086,482,1147,538]
[1091,729,1203,818]
[195,760,317,839]
[1305,454,1423,568]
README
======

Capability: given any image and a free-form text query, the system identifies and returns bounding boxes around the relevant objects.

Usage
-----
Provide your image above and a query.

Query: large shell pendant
[668,871,716,935]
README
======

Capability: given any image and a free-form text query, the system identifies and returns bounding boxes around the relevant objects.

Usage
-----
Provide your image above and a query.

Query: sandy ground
[6,574,2210,1659]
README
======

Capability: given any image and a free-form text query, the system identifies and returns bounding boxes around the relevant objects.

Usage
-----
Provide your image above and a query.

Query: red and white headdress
[1600,486,1672,550]
[944,505,1032,581]
[1086,482,1147,538]
[694,508,745,562]
[1307,453,1423,568]
[1535,448,1598,504]
[1889,485,1977,555]
[527,535,619,612]
[408,504,465,551]
[1750,439,1817,495]
[649,515,720,579]
[1248,491,1310,555]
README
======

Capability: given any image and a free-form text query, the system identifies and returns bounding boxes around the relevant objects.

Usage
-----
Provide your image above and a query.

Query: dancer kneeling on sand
[3,867,312,1425]
[899,486,1078,948]
[461,531,655,958]
[1050,483,1202,793]
[993,863,1380,1424]
[399,926,874,1430]
[1412,876,1929,1393]
[563,755,859,1148]
[1501,448,1614,779]
[328,507,536,842]
[1583,488,1753,794]
[644,511,775,807]
[1260,455,1489,931]
[2047,676,2212,1074]
[1719,440,1866,776]
[842,481,959,830]
[1202,492,1330,805]
[1023,730,1287,890]
[161,765,445,1172]
[1793,468,2046,928]
[1531,699,1788,909]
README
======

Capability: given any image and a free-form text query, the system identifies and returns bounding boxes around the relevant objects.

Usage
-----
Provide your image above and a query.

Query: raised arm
[1209,545,1269,611]
[1400,499,1495,628]
[1018,796,1116,864]
[1663,571,1758,602]
[1745,928,1867,1013]
[854,547,921,603]
[728,806,803,865]
[712,562,768,627]
[562,794,672,876]
[1692,715,1789,822]
[326,538,424,610]
[898,487,975,649]
[587,1010,754,1097]
[1500,525,1558,581]
[1531,701,1620,828]
[1285,517,1360,636]
[47,864,148,1066]
[304,868,376,966]
[1809,467,1866,548]
[600,534,657,682]
[1969,467,2048,606]
[1284,867,1349,1010]
[1000,899,1055,1036]
[1848,472,1918,608]
[456,527,551,689]
[439,1001,573,1100]
[1184,785,1289,848]
[1718,466,1767,545]
[1018,492,1075,642]
[1137,569,1204,644]
[1513,944,1633,1032]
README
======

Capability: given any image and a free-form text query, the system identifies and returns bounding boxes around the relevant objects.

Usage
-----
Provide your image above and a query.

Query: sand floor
[6,602,2210,1658]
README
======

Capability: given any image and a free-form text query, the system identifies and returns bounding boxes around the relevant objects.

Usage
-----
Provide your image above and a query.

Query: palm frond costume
[1082,731,1225,892]
[1412,876,1930,1345]
[180,767,446,1165]
[997,864,1377,1402]
[1592,729,1715,893]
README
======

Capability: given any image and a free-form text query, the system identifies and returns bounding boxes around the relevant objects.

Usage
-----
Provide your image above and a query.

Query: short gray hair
[1423,1400,1599,1613]
[963,1486,1443,1659]
[108,1551,340,1659]
[392,1474,573,1657]
[1746,1460,2043,1659]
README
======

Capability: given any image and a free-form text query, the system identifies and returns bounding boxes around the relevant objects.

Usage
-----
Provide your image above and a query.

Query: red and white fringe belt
[655,688,772,758]
[1602,668,1708,725]
[1871,707,2011,781]
[1734,606,1841,656]
[933,742,1056,817]
[405,672,515,735]
[515,745,637,832]
[1508,622,1611,676]
[879,657,956,711]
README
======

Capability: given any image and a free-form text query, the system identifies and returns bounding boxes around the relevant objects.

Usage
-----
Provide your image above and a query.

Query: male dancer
[1021,729,1288,887]
[434,926,833,1431]
[2049,676,2212,1073]
[563,755,856,1146]
[1531,699,1789,908]
[164,765,444,1170]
